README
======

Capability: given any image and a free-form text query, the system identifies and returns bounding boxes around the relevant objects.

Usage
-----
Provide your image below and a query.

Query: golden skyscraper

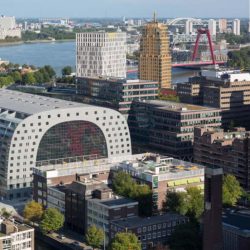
[139,14,172,89]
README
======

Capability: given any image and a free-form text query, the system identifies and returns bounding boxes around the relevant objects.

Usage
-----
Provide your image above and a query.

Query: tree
[22,72,36,84]
[23,200,43,223]
[10,71,22,83]
[62,66,72,76]
[164,187,204,220]
[86,225,104,249]
[163,191,188,216]
[109,232,141,250]
[223,174,243,207]
[186,187,204,219]
[112,171,152,216]
[34,71,44,83]
[44,65,56,78]
[40,208,64,234]
[168,221,202,250]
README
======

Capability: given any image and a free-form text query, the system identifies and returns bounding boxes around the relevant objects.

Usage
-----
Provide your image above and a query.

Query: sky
[1,0,249,18]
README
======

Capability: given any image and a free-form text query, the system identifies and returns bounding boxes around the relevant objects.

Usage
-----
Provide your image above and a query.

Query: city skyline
[1,0,249,18]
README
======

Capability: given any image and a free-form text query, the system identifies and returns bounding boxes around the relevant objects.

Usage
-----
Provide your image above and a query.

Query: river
[0,41,198,82]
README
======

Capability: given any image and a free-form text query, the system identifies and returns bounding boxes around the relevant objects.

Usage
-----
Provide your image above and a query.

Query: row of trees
[23,201,64,234]
[112,171,153,216]
[86,225,141,250]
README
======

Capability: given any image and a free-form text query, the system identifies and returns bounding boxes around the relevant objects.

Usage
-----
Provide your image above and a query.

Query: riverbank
[0,39,75,47]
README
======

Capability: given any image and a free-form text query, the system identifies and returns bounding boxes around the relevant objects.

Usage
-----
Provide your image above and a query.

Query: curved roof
[0,89,90,115]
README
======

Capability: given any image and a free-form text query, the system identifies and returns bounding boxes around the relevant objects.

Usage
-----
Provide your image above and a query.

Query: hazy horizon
[1,0,249,19]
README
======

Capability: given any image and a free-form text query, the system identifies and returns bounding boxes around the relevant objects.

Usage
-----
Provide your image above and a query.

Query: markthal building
[0,89,131,200]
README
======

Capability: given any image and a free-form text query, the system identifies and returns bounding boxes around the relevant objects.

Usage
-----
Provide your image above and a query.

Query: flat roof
[93,197,137,207]
[111,213,186,228]
[138,100,219,112]
[0,89,89,115]
[223,210,250,231]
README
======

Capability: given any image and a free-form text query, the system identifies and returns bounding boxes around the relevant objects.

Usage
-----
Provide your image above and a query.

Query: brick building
[177,68,250,129]
[110,213,188,250]
[194,127,250,190]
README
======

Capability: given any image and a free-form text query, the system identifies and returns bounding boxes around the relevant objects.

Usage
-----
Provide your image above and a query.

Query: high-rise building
[76,32,126,78]
[218,19,227,33]
[185,20,193,34]
[0,16,21,39]
[233,19,241,36]
[208,19,217,36]
[139,14,172,89]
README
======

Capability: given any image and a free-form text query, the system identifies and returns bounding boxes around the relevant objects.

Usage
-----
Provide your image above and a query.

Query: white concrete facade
[0,89,131,200]
[0,16,21,39]
[76,32,126,78]
[233,19,240,36]
[208,19,217,36]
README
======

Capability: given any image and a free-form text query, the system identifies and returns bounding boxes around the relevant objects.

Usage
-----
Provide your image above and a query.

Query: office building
[129,100,221,160]
[177,68,250,129]
[194,126,250,189]
[222,210,250,250]
[218,19,228,33]
[0,16,21,39]
[203,166,223,250]
[0,89,131,200]
[139,15,172,89]
[233,19,241,36]
[112,153,205,211]
[110,213,188,250]
[0,218,35,250]
[208,19,217,36]
[76,32,126,78]
[87,191,138,243]
[185,20,193,34]
[76,77,158,115]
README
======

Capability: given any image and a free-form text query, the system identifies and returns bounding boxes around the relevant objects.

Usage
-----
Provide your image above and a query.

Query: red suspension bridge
[127,29,226,73]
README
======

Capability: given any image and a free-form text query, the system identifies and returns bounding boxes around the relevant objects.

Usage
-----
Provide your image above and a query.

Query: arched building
[0,89,131,200]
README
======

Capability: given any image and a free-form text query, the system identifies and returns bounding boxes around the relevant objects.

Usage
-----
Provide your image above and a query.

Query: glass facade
[37,121,107,162]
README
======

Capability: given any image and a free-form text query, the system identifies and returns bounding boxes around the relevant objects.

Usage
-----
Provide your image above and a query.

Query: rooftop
[115,154,204,180]
[138,99,219,112]
[223,210,250,236]
[0,89,88,115]
[111,213,186,228]
[99,197,137,207]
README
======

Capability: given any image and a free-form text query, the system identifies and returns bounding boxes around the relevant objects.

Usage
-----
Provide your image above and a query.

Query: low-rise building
[76,77,158,116]
[177,67,250,129]
[128,99,221,160]
[112,153,204,211]
[110,213,188,250]
[0,218,34,250]
[87,190,138,243]
[222,210,250,250]
[194,126,250,190]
